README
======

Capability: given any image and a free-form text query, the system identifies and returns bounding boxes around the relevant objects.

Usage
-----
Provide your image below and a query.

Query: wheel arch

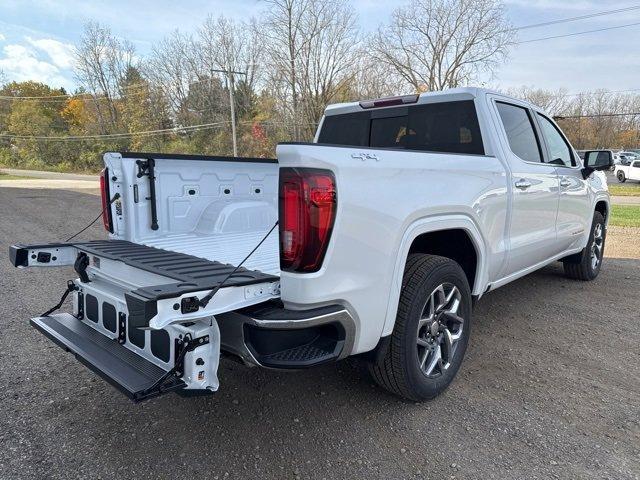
[594,199,608,222]
[381,215,488,337]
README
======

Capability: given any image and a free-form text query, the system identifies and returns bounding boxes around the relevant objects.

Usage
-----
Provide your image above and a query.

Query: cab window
[536,113,576,167]
[495,101,542,163]
[318,100,485,155]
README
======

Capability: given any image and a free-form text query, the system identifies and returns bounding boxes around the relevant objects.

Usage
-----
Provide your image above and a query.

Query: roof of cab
[323,87,503,117]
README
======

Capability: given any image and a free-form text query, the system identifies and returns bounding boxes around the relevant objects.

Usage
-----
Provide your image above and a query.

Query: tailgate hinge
[74,252,90,283]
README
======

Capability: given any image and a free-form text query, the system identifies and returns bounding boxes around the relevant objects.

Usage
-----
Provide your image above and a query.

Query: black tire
[563,211,606,281]
[369,254,472,401]
[617,171,626,182]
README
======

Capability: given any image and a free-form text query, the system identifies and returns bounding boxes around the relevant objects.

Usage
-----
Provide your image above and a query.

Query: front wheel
[563,211,606,281]
[617,171,626,182]
[369,254,472,401]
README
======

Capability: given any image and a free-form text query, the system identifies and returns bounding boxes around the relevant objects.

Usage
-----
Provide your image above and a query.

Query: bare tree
[146,31,194,120]
[370,0,514,92]
[506,86,570,115]
[196,15,262,88]
[260,0,360,139]
[297,1,360,136]
[260,0,312,140]
[347,55,408,100]
[74,21,135,131]
[147,17,262,123]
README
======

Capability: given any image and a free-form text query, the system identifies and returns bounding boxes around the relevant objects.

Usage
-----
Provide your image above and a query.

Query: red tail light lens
[100,168,114,233]
[279,168,336,272]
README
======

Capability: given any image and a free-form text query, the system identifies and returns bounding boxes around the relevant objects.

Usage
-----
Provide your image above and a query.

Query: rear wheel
[617,171,626,182]
[369,254,472,401]
[563,211,606,281]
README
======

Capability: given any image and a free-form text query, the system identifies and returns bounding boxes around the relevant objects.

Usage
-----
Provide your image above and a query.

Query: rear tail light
[100,168,114,233]
[279,168,336,272]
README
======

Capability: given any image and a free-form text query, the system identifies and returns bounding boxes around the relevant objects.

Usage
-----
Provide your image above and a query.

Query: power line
[561,88,640,97]
[514,5,640,31]
[0,121,231,141]
[555,112,640,119]
[0,120,314,142]
[516,21,640,44]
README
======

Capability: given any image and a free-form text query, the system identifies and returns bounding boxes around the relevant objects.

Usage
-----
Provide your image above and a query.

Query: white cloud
[26,36,74,69]
[0,33,6,42]
[0,42,73,89]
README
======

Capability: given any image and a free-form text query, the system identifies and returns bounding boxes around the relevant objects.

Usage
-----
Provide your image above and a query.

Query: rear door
[491,98,560,275]
[631,160,640,180]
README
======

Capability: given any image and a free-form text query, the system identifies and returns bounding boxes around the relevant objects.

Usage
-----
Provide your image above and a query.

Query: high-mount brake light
[359,94,419,109]
[100,168,114,233]
[279,168,336,273]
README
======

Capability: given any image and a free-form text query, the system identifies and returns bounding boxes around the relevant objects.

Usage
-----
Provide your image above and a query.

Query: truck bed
[141,230,280,276]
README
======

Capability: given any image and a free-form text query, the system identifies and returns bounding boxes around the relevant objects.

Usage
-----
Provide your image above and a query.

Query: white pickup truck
[615,157,640,183]
[10,88,613,402]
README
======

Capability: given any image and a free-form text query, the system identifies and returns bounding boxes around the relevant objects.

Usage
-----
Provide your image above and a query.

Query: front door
[535,112,591,252]
[492,99,560,276]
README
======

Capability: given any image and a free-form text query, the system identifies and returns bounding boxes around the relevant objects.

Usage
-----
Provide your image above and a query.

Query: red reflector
[359,94,419,109]
[279,168,336,272]
[100,168,114,233]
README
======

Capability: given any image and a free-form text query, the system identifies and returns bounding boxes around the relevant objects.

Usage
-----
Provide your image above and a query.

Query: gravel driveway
[0,187,638,480]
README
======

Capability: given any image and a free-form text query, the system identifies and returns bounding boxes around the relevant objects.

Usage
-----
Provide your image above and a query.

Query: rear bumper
[217,302,356,368]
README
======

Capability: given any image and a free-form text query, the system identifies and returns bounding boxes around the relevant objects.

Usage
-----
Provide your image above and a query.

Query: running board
[31,313,185,402]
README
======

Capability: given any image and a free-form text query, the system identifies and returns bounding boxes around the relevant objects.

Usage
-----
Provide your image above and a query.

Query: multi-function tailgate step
[31,313,185,401]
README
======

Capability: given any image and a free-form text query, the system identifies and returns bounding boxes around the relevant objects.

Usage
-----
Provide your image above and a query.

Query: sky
[0,0,639,94]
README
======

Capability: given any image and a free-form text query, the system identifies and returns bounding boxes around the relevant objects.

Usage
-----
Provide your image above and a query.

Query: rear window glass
[317,100,484,155]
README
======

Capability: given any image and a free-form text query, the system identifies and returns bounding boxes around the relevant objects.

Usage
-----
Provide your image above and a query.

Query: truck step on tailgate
[31,313,185,401]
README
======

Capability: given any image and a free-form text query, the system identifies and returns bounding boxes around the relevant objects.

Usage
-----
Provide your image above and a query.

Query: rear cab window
[317,100,485,155]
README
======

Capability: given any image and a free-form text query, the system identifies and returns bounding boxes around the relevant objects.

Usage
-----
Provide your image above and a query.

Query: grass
[610,205,640,228]
[609,183,640,196]
[0,172,30,180]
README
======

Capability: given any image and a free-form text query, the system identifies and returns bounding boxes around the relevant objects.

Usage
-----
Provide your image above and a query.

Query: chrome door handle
[560,178,571,187]
[514,179,532,190]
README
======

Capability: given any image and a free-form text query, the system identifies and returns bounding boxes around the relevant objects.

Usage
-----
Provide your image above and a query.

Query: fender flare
[380,214,488,337]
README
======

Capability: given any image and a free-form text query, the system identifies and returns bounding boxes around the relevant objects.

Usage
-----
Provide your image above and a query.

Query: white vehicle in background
[615,158,640,182]
[613,151,622,165]
[10,88,613,403]
[618,151,637,165]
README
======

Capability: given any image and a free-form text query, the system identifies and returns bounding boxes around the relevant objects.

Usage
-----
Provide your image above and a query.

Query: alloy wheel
[416,283,464,378]
[591,223,604,270]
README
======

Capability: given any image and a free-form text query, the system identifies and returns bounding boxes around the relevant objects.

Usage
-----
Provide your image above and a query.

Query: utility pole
[212,68,246,157]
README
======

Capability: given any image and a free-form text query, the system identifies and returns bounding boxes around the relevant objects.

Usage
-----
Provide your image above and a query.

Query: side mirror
[582,150,613,179]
